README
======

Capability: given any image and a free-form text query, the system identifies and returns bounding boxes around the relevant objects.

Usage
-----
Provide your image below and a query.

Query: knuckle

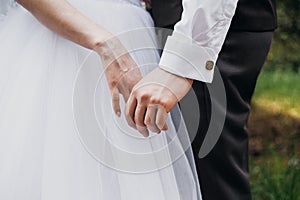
[149,98,159,105]
[110,79,119,87]
[150,98,167,108]
[138,93,150,102]
[159,100,169,108]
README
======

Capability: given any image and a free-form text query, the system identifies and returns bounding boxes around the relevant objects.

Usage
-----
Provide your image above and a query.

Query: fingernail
[130,124,137,129]
[143,133,149,138]
[116,111,121,117]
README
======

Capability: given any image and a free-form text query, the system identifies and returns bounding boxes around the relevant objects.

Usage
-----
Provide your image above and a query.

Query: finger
[162,122,168,131]
[122,89,131,103]
[155,105,168,131]
[144,104,160,133]
[118,70,138,103]
[111,87,121,117]
[117,83,130,103]
[136,124,149,137]
[134,103,149,137]
[125,94,137,129]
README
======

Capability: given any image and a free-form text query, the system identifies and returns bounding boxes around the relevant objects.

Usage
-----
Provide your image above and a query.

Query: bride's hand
[17,0,142,117]
[95,36,142,117]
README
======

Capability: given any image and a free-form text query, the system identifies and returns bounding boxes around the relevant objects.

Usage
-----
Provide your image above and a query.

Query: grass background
[249,1,300,196]
[249,70,300,199]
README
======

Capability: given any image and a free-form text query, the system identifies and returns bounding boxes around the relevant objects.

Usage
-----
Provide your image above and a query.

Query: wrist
[158,67,194,86]
[92,32,113,53]
[93,34,126,61]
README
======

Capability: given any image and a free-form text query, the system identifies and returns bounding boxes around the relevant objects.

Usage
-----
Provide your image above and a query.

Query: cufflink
[205,61,214,70]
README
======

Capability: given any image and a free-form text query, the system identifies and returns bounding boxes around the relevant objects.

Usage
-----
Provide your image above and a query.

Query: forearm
[17,0,112,50]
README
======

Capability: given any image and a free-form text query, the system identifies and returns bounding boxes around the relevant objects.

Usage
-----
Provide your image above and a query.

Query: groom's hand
[125,67,193,137]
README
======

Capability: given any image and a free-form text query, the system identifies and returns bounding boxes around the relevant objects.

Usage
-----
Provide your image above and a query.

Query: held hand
[125,67,193,137]
[95,37,142,117]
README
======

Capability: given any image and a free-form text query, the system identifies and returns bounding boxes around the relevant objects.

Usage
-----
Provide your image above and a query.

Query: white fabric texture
[0,0,17,22]
[0,0,201,199]
[159,0,239,83]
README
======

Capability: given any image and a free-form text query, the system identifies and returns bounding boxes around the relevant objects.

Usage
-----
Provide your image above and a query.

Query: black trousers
[180,30,274,200]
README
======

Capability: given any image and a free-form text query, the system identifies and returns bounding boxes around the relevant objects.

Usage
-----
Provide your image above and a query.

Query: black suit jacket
[150,0,277,31]
[150,0,183,27]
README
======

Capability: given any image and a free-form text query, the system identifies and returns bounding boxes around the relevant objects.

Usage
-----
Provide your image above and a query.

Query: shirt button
[205,61,214,70]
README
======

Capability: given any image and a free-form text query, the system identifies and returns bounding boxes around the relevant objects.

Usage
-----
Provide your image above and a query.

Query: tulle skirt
[0,0,201,199]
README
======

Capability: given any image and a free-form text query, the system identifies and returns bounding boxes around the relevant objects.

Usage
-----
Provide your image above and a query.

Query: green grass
[252,70,300,118]
[250,70,300,199]
[250,148,300,200]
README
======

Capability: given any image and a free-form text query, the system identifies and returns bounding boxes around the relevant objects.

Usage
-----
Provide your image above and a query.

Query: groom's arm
[160,0,239,83]
[125,0,239,135]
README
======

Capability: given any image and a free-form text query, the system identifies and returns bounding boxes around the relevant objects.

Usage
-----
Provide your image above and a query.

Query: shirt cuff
[159,35,216,83]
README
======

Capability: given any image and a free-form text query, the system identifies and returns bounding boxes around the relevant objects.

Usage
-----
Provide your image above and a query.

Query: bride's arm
[17,0,143,118]
[17,0,109,50]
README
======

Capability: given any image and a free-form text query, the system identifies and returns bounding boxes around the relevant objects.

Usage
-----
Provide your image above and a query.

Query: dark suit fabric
[150,0,277,199]
[188,31,273,200]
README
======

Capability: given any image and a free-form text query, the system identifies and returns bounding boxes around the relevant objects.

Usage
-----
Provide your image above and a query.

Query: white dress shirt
[159,0,239,83]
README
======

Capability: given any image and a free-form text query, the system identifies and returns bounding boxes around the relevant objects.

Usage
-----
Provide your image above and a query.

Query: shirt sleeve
[159,0,239,83]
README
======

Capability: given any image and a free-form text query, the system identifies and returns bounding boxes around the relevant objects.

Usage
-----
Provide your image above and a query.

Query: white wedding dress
[0,0,202,199]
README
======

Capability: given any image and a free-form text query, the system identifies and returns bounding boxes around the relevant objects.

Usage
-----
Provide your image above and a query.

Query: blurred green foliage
[252,70,300,116]
[250,147,300,200]
[265,0,300,72]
